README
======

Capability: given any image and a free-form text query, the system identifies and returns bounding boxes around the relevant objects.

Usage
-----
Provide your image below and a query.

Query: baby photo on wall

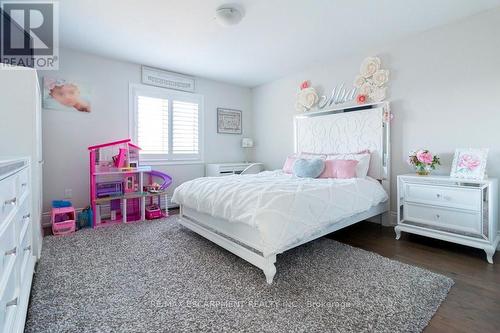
[43,77,92,113]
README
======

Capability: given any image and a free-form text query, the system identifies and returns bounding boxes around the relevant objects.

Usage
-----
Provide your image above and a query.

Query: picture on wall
[43,77,92,113]
[450,148,488,180]
[217,108,242,134]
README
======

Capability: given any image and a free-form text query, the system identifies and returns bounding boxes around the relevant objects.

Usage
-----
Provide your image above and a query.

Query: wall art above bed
[295,56,390,113]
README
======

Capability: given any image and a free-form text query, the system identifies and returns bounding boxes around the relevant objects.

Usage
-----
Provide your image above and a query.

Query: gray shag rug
[26,217,453,333]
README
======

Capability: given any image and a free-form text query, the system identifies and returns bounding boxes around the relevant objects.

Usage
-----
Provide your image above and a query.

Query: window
[130,84,203,162]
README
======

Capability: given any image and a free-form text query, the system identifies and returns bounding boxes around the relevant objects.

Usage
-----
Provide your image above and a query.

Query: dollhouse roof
[88,139,141,150]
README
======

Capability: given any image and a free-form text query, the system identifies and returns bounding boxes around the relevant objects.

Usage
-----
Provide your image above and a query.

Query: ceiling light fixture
[215,4,244,27]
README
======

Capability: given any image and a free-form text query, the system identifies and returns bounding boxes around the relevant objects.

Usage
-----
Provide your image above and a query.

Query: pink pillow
[282,156,297,174]
[319,159,359,179]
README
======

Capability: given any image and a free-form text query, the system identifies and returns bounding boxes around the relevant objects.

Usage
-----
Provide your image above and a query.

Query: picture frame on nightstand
[450,148,488,180]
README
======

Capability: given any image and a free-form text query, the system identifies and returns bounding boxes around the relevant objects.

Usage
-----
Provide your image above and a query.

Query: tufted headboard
[294,103,390,181]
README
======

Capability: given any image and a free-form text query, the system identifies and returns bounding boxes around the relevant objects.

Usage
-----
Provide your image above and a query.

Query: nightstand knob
[436,214,440,220]
[436,194,441,198]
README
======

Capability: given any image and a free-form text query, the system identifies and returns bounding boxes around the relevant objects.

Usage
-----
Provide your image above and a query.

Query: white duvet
[172,170,388,255]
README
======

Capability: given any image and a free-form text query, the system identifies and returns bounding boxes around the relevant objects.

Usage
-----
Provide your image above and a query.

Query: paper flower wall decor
[295,80,319,112]
[354,56,390,103]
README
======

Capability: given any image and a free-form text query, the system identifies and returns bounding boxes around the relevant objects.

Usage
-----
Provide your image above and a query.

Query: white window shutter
[137,96,169,154]
[172,100,199,155]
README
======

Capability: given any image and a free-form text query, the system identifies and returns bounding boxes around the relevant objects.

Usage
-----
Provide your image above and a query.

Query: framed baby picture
[450,148,488,180]
[43,77,92,113]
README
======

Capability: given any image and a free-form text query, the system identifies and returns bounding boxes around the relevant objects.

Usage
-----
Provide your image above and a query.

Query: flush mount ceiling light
[215,4,244,27]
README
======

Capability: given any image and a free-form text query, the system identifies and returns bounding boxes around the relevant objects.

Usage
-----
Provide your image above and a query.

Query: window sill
[141,159,205,166]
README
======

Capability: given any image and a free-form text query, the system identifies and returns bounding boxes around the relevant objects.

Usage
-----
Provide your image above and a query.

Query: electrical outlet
[64,189,72,199]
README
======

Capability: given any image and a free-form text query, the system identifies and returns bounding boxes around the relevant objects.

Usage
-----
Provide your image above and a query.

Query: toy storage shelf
[92,166,151,176]
[94,191,168,204]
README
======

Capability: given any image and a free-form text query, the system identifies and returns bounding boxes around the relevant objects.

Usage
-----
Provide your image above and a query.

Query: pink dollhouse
[88,139,171,228]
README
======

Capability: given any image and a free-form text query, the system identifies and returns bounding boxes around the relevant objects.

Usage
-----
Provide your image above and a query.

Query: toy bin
[51,206,76,236]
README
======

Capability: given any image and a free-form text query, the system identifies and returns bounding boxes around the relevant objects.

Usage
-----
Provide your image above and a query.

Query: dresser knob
[5,246,17,256]
[4,197,16,206]
[436,214,440,220]
[436,194,441,198]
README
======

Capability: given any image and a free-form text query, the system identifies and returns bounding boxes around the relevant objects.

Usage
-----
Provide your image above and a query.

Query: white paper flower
[372,69,389,86]
[360,57,381,78]
[296,87,318,111]
[359,82,374,96]
[369,86,387,102]
[353,75,366,88]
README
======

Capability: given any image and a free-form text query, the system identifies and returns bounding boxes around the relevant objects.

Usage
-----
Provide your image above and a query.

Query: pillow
[326,153,371,178]
[282,156,298,174]
[292,158,325,178]
[319,159,358,179]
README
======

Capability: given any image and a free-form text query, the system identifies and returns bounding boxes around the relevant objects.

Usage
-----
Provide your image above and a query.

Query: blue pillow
[292,158,325,178]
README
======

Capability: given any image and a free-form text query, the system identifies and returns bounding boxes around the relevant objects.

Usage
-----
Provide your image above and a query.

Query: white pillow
[325,153,371,178]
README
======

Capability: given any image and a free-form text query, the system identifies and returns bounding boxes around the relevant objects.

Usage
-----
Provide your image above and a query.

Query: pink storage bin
[51,206,76,236]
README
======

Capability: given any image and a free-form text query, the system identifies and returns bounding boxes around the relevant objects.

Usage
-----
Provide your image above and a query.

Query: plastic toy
[88,139,173,228]
[52,200,72,208]
[77,206,93,229]
[146,204,163,220]
[96,181,123,198]
[51,206,76,236]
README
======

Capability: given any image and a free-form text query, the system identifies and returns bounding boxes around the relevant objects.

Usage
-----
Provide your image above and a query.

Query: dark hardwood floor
[327,221,500,333]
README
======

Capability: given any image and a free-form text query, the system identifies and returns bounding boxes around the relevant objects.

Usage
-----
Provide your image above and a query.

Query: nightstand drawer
[404,183,481,211]
[404,203,482,236]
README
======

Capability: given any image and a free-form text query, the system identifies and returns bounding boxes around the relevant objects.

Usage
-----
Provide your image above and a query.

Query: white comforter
[172,171,388,255]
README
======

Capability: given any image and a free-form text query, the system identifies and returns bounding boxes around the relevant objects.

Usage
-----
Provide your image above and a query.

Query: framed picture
[217,108,242,134]
[450,148,488,180]
[43,77,92,113]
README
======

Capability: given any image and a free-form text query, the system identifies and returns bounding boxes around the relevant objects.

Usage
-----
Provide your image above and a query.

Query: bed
[173,102,391,284]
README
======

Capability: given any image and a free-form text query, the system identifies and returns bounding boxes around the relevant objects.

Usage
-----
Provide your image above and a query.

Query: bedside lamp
[241,138,254,163]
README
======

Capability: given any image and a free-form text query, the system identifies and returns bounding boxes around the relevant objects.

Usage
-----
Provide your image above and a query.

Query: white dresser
[0,159,36,332]
[396,174,499,263]
[205,162,264,177]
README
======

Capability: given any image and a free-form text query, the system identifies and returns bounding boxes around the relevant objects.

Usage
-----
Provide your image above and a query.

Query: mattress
[172,170,388,255]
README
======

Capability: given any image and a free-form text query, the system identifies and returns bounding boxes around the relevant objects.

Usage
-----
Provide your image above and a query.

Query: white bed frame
[178,102,391,284]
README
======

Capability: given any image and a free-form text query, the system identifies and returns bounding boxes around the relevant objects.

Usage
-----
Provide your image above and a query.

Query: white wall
[42,48,252,212]
[252,8,500,214]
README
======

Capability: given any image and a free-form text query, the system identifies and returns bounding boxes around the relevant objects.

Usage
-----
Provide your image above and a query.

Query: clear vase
[415,164,432,176]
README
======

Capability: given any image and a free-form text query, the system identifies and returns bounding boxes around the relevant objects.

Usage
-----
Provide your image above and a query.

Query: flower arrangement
[408,149,440,176]
[354,56,390,104]
[295,80,319,112]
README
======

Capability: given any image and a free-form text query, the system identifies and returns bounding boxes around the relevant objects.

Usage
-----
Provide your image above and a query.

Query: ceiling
[59,0,500,87]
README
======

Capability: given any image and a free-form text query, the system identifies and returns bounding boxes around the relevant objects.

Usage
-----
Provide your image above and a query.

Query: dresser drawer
[15,199,31,244]
[0,176,17,224]
[16,167,30,200]
[404,203,482,236]
[0,270,18,333]
[0,218,17,281]
[18,220,32,284]
[404,183,481,211]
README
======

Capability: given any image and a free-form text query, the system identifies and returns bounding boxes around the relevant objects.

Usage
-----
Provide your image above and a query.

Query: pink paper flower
[458,154,480,171]
[356,94,367,104]
[416,150,433,164]
[300,80,310,90]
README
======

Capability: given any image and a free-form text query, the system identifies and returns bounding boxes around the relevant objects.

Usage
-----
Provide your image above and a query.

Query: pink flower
[458,154,480,171]
[300,80,310,90]
[416,150,433,164]
[356,94,367,104]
